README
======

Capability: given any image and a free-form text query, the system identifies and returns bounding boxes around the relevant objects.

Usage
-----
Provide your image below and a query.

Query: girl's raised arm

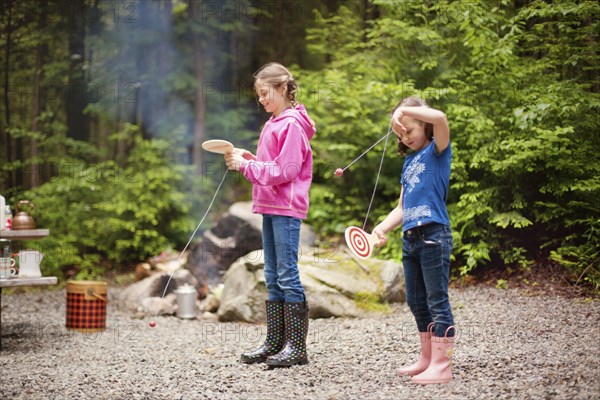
[393,107,450,154]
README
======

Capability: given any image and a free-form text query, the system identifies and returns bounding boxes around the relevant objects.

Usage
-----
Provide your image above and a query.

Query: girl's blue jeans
[262,214,305,303]
[402,223,455,337]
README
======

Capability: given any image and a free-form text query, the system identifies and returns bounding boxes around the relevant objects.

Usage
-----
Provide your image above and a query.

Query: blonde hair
[253,62,298,106]
[392,96,434,156]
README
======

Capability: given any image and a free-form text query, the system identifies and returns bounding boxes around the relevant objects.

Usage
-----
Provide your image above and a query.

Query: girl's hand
[391,109,407,139]
[372,227,388,247]
[225,150,247,171]
[234,148,256,161]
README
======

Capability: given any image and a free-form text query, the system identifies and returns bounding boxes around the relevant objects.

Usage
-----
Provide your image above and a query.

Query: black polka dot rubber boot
[240,301,285,364]
[266,301,309,367]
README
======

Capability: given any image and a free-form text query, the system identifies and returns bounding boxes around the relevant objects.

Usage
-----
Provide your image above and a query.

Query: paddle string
[342,131,391,172]
[154,168,229,319]
[362,125,392,231]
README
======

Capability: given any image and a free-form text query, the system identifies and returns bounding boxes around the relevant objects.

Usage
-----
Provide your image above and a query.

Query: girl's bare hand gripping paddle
[344,226,378,260]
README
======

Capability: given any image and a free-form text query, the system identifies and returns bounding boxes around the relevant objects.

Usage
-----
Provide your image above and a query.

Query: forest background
[1,0,598,293]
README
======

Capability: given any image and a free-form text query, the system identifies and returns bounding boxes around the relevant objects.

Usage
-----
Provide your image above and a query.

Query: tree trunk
[190,1,205,175]
[88,0,104,159]
[4,0,21,189]
[275,1,284,60]
[2,0,11,128]
[30,0,48,188]
[2,0,14,191]
[159,0,172,113]
[136,0,152,139]
[66,0,89,142]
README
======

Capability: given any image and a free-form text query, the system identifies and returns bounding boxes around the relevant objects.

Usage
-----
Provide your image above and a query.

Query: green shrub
[301,0,600,293]
[23,126,196,279]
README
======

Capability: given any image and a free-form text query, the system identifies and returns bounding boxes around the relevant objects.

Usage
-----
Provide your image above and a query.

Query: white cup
[0,257,17,279]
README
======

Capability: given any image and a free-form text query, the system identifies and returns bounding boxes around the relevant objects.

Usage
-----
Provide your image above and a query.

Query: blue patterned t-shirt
[401,140,452,231]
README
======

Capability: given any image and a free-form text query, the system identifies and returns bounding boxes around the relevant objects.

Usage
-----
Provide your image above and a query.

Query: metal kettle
[12,200,36,230]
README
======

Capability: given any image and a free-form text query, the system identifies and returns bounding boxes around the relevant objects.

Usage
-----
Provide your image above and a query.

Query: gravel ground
[1,285,599,400]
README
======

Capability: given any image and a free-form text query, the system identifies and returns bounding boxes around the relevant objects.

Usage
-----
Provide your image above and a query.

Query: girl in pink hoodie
[225,62,315,367]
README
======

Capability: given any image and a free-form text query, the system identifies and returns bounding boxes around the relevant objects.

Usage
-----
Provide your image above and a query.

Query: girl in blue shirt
[373,96,456,385]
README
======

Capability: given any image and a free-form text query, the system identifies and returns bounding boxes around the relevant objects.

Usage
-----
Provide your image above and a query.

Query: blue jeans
[262,214,305,303]
[402,223,455,337]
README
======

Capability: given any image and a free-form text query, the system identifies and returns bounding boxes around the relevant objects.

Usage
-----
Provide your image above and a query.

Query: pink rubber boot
[397,323,434,377]
[411,326,456,385]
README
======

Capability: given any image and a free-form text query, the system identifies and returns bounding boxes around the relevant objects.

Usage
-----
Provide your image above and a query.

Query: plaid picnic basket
[66,280,107,332]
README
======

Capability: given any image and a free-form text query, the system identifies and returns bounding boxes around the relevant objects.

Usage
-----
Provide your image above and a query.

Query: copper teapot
[12,200,36,230]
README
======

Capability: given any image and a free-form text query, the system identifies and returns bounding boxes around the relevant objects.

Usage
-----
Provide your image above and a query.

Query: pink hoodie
[240,104,316,219]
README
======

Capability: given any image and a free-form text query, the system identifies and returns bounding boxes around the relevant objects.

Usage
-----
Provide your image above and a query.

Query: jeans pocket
[423,227,452,246]
[402,234,417,254]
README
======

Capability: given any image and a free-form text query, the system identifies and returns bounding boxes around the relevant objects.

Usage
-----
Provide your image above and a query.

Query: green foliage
[301,0,600,292]
[2,0,598,293]
[495,279,509,290]
[307,184,348,236]
[22,125,195,279]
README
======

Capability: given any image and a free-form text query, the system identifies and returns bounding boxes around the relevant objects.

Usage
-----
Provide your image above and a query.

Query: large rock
[227,202,316,254]
[117,269,198,314]
[216,252,267,322]
[217,246,404,322]
[379,259,406,303]
[139,294,177,317]
[186,201,316,290]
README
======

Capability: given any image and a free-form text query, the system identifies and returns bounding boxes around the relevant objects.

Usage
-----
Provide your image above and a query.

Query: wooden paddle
[201,139,234,154]
[344,226,379,260]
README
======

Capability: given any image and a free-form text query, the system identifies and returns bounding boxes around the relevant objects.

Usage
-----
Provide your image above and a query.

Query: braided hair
[253,62,298,106]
